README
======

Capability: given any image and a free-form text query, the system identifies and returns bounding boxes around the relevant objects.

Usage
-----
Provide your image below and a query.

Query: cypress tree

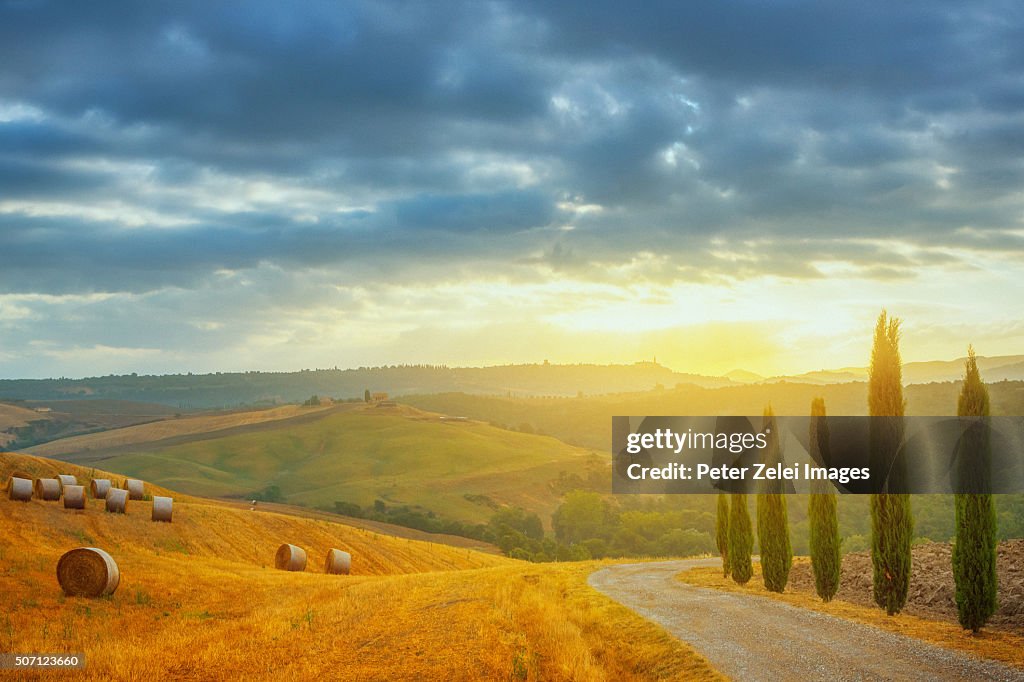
[756,406,791,592]
[716,493,730,577]
[728,493,753,584]
[953,347,998,633]
[808,397,841,601]
[868,310,914,615]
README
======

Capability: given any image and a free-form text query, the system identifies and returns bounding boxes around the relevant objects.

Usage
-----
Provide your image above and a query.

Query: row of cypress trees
[714,311,999,631]
[716,400,841,599]
[718,406,793,592]
[868,312,998,630]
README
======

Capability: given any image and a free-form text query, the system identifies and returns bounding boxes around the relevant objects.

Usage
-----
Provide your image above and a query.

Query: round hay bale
[63,484,86,510]
[7,476,32,502]
[57,474,78,491]
[90,478,112,499]
[324,548,351,575]
[275,543,307,572]
[56,547,120,597]
[152,496,173,523]
[34,478,61,501]
[123,478,144,500]
[105,488,128,514]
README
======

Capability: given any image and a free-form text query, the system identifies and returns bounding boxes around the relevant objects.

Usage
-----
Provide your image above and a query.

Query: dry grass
[486,563,723,681]
[2,555,719,681]
[679,559,1024,670]
[1,451,718,680]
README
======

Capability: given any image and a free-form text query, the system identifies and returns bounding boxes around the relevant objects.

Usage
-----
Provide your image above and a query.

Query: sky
[1,1,1023,379]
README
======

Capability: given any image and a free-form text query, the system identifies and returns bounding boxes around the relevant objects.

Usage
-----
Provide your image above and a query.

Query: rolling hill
[0,452,506,575]
[4,355,1024,412]
[26,402,340,458]
[27,404,607,526]
[0,451,716,680]
[0,401,47,449]
[0,399,183,450]
[403,380,1024,451]
[0,361,736,407]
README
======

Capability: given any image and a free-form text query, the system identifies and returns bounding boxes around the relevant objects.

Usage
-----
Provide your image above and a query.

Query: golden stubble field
[1,452,717,681]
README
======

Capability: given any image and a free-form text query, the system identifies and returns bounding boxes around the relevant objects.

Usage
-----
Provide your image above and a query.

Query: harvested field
[788,540,1024,634]
[26,403,341,457]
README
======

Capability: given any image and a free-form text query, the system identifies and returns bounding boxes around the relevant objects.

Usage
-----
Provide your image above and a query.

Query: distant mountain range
[750,354,1024,386]
[0,354,1021,409]
[0,361,733,409]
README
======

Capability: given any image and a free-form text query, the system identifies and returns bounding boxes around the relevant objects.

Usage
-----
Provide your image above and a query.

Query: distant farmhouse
[370,392,388,402]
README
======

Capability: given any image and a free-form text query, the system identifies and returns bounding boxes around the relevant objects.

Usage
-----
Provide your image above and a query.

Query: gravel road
[588,559,1024,681]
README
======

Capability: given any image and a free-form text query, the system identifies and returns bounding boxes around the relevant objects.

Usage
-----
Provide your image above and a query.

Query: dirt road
[588,559,1024,681]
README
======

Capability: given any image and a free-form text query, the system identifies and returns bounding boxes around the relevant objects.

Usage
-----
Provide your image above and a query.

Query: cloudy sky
[1,1,1023,379]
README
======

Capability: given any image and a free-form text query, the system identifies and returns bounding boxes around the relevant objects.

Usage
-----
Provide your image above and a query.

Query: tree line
[717,311,999,633]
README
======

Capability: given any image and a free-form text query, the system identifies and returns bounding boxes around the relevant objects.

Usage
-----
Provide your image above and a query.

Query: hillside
[0,452,718,680]
[0,361,735,408]
[26,402,341,458]
[31,404,606,526]
[4,355,1024,410]
[0,399,182,450]
[0,452,506,574]
[0,401,48,449]
[403,380,1024,451]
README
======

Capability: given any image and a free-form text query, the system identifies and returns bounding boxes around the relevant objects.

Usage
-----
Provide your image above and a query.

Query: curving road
[588,559,1024,681]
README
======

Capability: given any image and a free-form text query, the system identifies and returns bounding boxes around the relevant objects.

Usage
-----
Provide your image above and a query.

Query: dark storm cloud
[391,190,553,232]
[0,201,557,294]
[0,1,548,146]
[523,1,1021,96]
[0,156,112,196]
[0,0,1022,300]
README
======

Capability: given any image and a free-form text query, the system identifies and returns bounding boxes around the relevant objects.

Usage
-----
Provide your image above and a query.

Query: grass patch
[65,528,96,545]
[183,610,214,620]
[158,538,189,555]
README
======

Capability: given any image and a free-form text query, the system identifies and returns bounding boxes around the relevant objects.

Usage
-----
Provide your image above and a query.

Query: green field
[57,407,606,525]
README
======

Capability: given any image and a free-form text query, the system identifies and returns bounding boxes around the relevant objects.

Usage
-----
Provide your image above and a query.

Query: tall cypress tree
[728,493,753,584]
[716,493,730,577]
[808,397,841,602]
[953,347,998,633]
[757,406,791,592]
[868,310,914,615]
